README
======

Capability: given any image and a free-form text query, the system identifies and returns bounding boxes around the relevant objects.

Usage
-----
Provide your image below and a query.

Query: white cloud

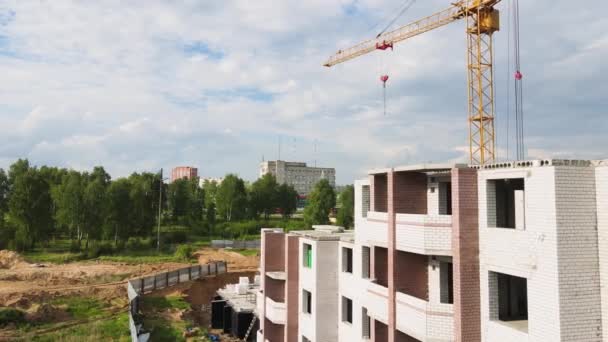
[0,0,606,183]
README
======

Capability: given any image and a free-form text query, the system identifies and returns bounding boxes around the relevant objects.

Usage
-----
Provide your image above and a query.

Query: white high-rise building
[259,160,336,196]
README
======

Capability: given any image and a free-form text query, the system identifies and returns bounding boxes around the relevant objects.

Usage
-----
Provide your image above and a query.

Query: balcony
[395,214,452,256]
[265,296,286,325]
[395,292,453,341]
[485,320,529,342]
[357,211,388,247]
[364,281,388,324]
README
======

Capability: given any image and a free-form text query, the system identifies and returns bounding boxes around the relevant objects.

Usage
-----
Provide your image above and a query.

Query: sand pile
[0,250,26,269]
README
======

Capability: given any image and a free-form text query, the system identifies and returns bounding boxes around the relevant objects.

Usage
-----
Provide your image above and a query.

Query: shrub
[162,230,188,244]
[174,245,194,261]
[0,308,26,327]
[69,240,81,253]
[87,242,114,258]
[125,237,144,251]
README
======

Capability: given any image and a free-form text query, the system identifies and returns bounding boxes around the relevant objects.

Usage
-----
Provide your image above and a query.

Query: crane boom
[324,4,463,67]
[324,0,503,165]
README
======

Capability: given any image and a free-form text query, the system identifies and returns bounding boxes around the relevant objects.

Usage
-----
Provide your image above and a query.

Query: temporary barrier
[127,261,228,342]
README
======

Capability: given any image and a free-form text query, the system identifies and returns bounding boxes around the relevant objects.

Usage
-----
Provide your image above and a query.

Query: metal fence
[128,261,228,342]
[211,239,260,249]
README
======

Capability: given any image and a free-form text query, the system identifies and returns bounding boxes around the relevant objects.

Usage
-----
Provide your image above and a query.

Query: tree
[127,172,159,237]
[277,183,298,219]
[0,169,9,247]
[53,171,86,242]
[249,174,278,220]
[168,178,191,222]
[82,175,108,247]
[216,174,247,221]
[304,179,336,226]
[0,169,8,217]
[8,159,30,187]
[188,178,204,223]
[8,168,54,250]
[336,185,354,228]
[105,179,132,245]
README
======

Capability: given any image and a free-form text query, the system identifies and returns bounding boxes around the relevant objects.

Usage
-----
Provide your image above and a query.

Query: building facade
[259,160,336,196]
[171,166,198,182]
[256,159,608,342]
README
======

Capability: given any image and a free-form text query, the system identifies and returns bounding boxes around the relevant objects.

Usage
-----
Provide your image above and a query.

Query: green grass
[30,312,131,342]
[0,307,26,327]
[141,295,190,311]
[22,251,84,264]
[141,294,196,342]
[145,317,188,342]
[50,297,108,320]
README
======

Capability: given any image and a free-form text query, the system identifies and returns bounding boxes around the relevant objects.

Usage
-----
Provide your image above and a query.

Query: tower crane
[325,0,503,165]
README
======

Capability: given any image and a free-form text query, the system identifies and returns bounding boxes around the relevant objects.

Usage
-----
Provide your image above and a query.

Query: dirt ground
[142,271,255,341]
[0,247,259,309]
[194,249,259,273]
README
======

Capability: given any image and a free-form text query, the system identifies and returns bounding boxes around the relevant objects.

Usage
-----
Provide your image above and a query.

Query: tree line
[0,159,354,252]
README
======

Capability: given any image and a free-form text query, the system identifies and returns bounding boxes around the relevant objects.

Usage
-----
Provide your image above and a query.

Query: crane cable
[376,0,417,38]
[375,0,417,116]
[505,0,511,161]
[513,0,525,160]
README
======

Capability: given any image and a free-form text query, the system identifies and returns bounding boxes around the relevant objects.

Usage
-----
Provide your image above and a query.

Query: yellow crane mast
[325,0,502,165]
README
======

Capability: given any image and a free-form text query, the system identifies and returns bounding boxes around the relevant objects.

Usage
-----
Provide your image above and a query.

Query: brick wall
[451,168,480,342]
[393,172,428,215]
[395,330,421,342]
[596,165,608,340]
[265,318,285,342]
[264,232,286,272]
[394,250,428,301]
[285,235,300,342]
[554,166,603,341]
[266,276,286,302]
[374,246,389,287]
[374,174,388,212]
[375,319,389,342]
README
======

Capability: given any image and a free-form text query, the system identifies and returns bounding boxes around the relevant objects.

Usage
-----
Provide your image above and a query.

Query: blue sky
[0,0,606,184]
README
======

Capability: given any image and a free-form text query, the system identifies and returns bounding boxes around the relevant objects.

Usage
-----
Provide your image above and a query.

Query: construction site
[0,248,259,341]
[0,0,604,341]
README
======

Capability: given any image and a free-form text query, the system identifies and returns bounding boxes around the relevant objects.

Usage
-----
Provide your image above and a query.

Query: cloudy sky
[0,0,606,184]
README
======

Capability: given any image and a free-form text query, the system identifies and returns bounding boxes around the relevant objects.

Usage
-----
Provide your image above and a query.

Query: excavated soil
[0,247,259,307]
[194,248,259,272]
[0,250,27,270]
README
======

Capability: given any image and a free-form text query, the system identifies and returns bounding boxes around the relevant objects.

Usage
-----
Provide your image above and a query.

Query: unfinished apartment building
[256,160,608,342]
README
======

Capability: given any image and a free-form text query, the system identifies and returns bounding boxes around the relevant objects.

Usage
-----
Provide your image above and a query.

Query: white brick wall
[554,166,602,341]
[365,281,389,324]
[479,167,562,341]
[395,291,454,341]
[395,214,452,256]
[266,296,287,325]
[596,164,608,340]
[356,211,388,248]
[298,238,340,342]
[338,241,368,342]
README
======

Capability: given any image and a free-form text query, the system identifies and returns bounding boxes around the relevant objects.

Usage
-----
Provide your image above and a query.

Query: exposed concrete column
[451,168,481,342]
[387,170,396,342]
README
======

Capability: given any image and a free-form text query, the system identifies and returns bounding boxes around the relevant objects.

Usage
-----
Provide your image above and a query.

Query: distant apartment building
[171,166,198,182]
[256,159,608,342]
[259,160,335,196]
